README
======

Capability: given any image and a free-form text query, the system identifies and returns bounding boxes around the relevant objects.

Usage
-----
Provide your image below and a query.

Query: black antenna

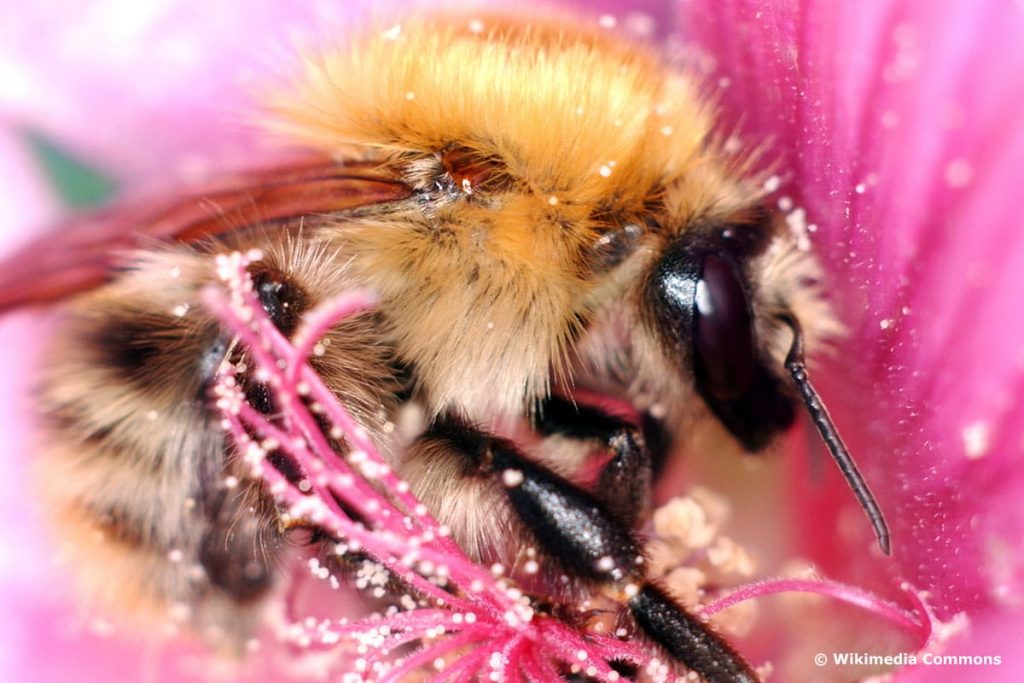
[780,314,892,556]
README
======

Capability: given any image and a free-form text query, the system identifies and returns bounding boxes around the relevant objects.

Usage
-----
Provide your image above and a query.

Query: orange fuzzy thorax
[265,17,742,420]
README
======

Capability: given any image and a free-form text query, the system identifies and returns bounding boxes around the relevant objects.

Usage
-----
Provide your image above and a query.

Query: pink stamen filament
[377,628,487,683]
[286,289,377,386]
[701,577,932,647]
[223,394,472,611]
[521,645,566,682]
[205,253,643,680]
[208,286,503,612]
[439,645,492,683]
[236,279,452,541]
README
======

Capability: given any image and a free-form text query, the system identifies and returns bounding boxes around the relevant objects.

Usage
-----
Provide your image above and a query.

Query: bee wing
[0,156,411,313]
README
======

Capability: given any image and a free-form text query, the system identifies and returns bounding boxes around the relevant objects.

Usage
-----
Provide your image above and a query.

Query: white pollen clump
[501,469,524,487]
[524,560,539,574]
[405,91,416,101]
[962,420,992,459]
[172,303,190,317]
[785,207,807,236]
[723,135,742,154]
[468,19,484,34]
[660,125,673,136]
[880,318,892,330]
[168,602,192,622]
[598,14,617,28]
[382,24,401,40]
[646,488,760,637]
[855,182,867,194]
[599,164,613,177]
[652,496,719,552]
[762,175,781,193]
[596,555,616,572]
[548,195,559,206]
[624,12,655,37]
[706,537,755,576]
[945,158,974,188]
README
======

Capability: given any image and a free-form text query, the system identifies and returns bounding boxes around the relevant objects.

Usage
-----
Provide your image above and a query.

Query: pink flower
[677,1,1024,679]
[2,1,1022,681]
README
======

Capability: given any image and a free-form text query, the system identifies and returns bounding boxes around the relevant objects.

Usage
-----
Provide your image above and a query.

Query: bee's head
[642,214,827,451]
[641,211,890,553]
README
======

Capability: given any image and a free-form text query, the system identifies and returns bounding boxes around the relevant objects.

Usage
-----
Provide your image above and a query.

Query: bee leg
[535,396,651,527]
[627,583,759,683]
[412,416,759,683]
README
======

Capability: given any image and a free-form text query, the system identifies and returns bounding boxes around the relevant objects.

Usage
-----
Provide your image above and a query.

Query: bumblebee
[0,14,889,682]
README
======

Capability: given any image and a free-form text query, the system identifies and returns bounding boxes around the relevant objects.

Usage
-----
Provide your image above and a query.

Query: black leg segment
[535,395,652,527]
[487,439,643,583]
[421,414,760,682]
[629,584,759,683]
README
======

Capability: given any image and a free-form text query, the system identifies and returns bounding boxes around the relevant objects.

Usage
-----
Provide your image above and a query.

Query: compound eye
[692,254,755,400]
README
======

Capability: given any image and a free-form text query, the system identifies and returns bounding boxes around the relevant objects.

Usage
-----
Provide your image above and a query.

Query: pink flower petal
[679,0,1024,670]
[5,0,1023,679]
[0,1,383,184]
